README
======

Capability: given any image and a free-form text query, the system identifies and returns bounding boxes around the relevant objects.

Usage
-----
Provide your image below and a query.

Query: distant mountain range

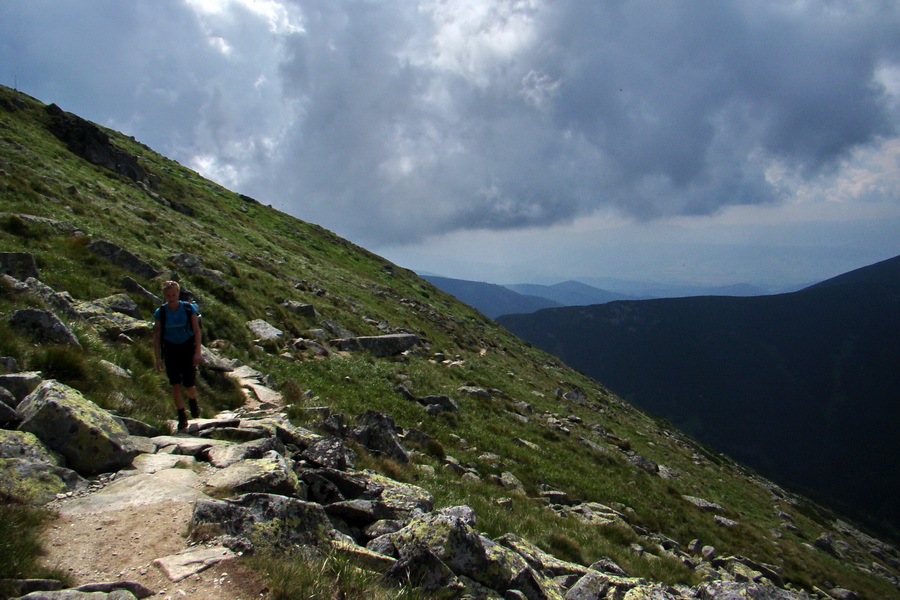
[497,255,900,539]
[424,274,804,319]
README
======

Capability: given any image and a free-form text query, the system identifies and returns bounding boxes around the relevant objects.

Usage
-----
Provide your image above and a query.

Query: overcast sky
[3,0,899,288]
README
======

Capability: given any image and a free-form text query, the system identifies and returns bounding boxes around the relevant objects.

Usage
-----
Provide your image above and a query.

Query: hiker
[153,280,202,430]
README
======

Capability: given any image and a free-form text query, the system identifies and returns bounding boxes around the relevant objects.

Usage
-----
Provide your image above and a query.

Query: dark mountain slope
[423,275,562,318]
[498,256,900,539]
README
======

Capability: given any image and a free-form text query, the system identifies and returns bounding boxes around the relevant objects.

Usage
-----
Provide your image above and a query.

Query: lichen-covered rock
[362,471,434,519]
[8,309,80,346]
[17,380,139,476]
[496,533,590,578]
[73,301,152,340]
[205,451,304,498]
[0,430,65,465]
[191,493,342,550]
[86,293,142,319]
[205,435,284,468]
[349,410,409,464]
[0,457,87,504]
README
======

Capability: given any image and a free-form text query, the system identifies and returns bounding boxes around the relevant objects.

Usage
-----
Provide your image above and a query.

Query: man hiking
[153,280,202,431]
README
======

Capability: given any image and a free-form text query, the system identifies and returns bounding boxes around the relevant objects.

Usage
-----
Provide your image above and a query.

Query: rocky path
[34,367,284,600]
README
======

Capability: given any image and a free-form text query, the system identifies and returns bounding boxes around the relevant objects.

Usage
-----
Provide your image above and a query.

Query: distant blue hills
[422,274,802,319]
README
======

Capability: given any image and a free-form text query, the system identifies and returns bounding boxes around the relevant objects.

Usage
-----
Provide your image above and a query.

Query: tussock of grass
[0,504,72,595]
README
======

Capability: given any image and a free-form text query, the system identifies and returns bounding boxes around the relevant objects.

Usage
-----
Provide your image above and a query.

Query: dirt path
[41,502,265,600]
[37,370,285,600]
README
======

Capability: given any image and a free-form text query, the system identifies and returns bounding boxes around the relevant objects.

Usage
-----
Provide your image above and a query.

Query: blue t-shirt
[154,302,198,345]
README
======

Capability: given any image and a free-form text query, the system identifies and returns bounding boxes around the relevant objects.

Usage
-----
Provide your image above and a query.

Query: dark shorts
[162,340,196,387]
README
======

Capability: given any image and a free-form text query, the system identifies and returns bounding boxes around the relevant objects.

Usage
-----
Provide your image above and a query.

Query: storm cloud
[2,0,899,249]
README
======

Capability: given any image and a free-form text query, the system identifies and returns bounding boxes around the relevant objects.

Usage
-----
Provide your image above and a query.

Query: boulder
[245,319,284,342]
[205,436,285,469]
[73,301,152,340]
[86,239,160,280]
[17,380,139,476]
[0,371,43,403]
[21,278,78,318]
[87,293,142,319]
[204,451,304,498]
[121,276,161,305]
[281,301,316,317]
[362,472,434,519]
[349,410,409,464]
[166,253,230,287]
[300,436,351,470]
[8,309,80,346]
[0,457,87,504]
[0,430,65,465]
[0,399,19,425]
[0,251,39,280]
[332,333,420,357]
[191,493,342,550]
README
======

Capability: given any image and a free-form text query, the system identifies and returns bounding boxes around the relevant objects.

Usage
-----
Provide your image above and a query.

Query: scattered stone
[86,239,160,279]
[153,546,236,583]
[8,309,81,346]
[245,319,284,341]
[0,251,40,280]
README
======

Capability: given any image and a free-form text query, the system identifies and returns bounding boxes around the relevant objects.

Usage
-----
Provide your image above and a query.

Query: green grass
[0,504,72,597]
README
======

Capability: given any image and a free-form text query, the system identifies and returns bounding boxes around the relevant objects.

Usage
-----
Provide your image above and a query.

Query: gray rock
[72,302,152,341]
[73,582,153,598]
[420,395,460,413]
[205,436,284,468]
[121,277,161,305]
[8,309,80,346]
[205,451,304,498]
[332,333,420,357]
[0,356,19,372]
[349,410,409,464]
[20,278,78,318]
[245,319,284,341]
[683,495,724,512]
[281,301,316,317]
[0,430,65,465]
[0,371,44,403]
[301,436,351,470]
[0,251,39,280]
[0,398,20,424]
[0,457,87,504]
[17,380,139,476]
[88,294,142,319]
[565,572,610,600]
[153,546,236,583]
[191,493,341,549]
[87,239,159,280]
[166,253,229,287]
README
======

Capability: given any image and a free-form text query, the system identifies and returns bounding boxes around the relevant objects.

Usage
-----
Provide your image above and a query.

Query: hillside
[1,84,899,600]
[498,256,900,545]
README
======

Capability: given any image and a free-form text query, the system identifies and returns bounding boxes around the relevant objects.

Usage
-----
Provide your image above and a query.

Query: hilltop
[1,85,899,599]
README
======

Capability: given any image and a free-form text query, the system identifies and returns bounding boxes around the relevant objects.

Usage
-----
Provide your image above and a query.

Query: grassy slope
[0,85,897,598]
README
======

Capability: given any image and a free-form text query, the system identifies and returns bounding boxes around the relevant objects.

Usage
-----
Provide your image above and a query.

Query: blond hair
[163,280,180,293]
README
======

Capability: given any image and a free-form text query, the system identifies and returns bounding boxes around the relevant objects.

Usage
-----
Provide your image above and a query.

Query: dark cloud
[2,0,898,248]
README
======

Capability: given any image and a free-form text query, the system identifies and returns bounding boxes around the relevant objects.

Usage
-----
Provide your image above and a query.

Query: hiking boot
[177,408,189,431]
[188,398,200,418]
